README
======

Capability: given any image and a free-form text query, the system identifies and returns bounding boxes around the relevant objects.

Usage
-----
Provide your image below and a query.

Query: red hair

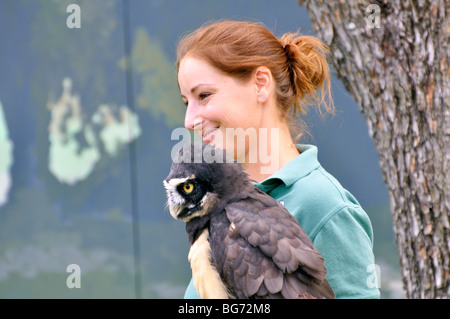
[177,20,334,139]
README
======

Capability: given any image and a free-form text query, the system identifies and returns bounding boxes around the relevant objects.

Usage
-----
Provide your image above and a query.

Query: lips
[194,122,220,144]
[201,126,219,143]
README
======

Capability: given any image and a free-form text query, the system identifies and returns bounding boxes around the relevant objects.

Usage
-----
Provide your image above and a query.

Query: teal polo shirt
[183,144,380,299]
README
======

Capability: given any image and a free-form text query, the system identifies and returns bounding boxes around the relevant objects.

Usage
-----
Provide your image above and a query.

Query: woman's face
[178,56,262,158]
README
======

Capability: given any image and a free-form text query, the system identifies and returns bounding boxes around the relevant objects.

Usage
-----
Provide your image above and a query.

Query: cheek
[214,102,258,129]
[213,85,257,127]
[231,93,260,128]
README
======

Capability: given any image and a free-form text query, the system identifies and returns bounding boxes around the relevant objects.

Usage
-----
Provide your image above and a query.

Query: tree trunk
[301,0,449,298]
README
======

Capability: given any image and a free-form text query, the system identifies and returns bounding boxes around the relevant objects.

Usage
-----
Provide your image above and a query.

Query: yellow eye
[182,182,194,194]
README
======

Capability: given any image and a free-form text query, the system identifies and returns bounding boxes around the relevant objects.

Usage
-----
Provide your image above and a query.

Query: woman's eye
[199,93,211,100]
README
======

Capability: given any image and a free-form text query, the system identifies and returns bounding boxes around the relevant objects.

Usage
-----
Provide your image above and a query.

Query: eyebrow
[181,83,214,99]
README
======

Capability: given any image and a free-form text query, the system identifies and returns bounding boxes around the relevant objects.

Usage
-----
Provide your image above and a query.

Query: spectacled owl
[163,142,334,299]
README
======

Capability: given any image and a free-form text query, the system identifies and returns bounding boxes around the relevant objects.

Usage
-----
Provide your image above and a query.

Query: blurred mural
[47,77,141,185]
[0,0,403,298]
[0,102,13,207]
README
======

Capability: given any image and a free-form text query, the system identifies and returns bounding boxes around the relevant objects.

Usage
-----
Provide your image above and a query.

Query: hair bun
[279,32,333,117]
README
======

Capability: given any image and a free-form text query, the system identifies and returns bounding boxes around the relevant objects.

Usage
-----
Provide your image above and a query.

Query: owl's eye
[182,182,194,194]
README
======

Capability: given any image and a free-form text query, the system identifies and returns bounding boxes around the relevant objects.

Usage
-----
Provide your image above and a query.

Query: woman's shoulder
[256,144,371,238]
[296,164,361,209]
[276,164,370,239]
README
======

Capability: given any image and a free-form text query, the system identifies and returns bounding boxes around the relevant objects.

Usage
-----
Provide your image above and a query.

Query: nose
[184,102,201,131]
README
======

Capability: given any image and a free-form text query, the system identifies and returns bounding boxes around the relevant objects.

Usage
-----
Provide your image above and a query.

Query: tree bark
[301,0,449,298]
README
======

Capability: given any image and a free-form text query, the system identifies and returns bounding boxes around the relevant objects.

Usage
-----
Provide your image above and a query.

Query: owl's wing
[222,190,335,299]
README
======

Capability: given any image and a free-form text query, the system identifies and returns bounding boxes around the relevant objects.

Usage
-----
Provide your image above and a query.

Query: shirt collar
[254,144,320,192]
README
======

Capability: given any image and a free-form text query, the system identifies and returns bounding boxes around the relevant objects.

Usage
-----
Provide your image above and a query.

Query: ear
[253,66,272,103]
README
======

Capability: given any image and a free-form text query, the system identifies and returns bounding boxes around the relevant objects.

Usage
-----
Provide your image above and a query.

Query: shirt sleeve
[184,278,200,299]
[311,205,381,299]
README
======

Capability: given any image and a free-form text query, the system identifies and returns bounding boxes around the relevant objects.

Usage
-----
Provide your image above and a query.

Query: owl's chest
[188,226,231,299]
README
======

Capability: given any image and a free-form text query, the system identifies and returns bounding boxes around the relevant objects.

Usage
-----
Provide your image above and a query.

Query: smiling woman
[176,20,333,182]
[174,19,380,299]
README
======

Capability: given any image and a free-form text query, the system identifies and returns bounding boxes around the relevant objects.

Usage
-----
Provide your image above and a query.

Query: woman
[176,20,380,299]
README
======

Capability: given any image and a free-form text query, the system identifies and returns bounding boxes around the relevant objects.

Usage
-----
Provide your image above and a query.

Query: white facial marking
[163,175,196,220]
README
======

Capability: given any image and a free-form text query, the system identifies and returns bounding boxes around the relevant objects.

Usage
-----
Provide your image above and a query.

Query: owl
[163,142,334,299]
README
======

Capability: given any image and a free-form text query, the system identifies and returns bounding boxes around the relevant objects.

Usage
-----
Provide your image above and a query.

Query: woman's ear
[254,66,272,103]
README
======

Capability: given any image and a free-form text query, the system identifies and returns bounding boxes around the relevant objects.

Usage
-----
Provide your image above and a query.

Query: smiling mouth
[200,126,220,143]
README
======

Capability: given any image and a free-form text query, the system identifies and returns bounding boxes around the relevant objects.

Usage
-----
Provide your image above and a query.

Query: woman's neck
[241,124,300,183]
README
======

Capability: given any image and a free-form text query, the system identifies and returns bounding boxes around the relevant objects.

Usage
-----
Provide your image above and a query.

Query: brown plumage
[163,143,335,299]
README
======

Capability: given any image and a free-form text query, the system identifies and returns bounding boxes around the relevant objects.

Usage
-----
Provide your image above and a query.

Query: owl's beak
[168,204,184,220]
[170,203,201,221]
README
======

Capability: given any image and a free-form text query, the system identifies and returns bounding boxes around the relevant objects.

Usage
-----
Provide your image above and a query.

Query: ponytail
[279,32,334,119]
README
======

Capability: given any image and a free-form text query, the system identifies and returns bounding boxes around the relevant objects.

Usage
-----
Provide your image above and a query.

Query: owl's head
[163,142,246,222]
